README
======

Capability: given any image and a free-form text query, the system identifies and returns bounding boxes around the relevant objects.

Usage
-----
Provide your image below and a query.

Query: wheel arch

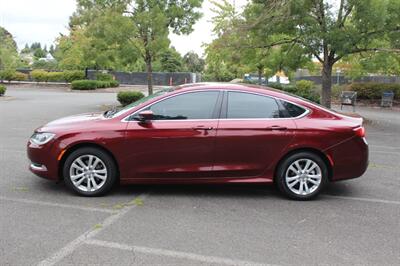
[58,142,120,181]
[274,147,333,181]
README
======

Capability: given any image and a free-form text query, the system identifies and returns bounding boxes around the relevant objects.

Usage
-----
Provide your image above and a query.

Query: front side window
[144,91,219,120]
[226,91,280,119]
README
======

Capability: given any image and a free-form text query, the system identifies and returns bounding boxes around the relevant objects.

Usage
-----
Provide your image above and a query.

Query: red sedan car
[27,83,368,200]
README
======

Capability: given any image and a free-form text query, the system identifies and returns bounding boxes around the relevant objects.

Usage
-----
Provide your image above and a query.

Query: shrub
[117,91,144,106]
[269,81,320,103]
[63,70,85,83]
[71,80,98,90]
[108,80,119,88]
[0,85,6,96]
[0,69,16,82]
[350,83,400,100]
[13,72,28,81]
[96,72,114,81]
[31,69,49,82]
[295,80,314,91]
[47,72,64,82]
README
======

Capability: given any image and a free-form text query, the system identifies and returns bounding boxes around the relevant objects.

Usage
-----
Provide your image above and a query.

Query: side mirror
[138,110,154,122]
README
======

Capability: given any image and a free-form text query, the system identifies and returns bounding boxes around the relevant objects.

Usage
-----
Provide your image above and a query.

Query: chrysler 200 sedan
[27,83,368,200]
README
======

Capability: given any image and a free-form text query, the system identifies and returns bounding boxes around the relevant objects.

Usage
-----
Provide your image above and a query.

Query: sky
[0,0,249,57]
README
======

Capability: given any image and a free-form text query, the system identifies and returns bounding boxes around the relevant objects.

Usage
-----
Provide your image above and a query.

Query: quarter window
[144,91,219,120]
[279,100,307,118]
[226,91,280,119]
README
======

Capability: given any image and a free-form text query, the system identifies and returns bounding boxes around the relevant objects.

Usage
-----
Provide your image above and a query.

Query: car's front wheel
[276,152,328,200]
[63,147,117,196]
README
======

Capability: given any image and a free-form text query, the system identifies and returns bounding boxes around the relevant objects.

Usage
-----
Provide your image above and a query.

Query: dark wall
[87,70,200,86]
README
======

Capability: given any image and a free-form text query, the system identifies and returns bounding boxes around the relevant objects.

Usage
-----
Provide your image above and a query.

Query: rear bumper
[325,136,369,181]
[27,140,60,181]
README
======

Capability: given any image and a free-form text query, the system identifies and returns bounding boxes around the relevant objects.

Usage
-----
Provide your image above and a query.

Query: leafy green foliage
[160,48,184,72]
[31,70,50,82]
[0,85,6,96]
[0,27,20,70]
[183,52,205,73]
[0,70,28,82]
[31,60,58,70]
[96,73,114,81]
[117,91,145,106]
[47,72,65,82]
[268,81,320,103]
[63,70,85,83]
[71,80,98,90]
[350,83,400,100]
[71,79,119,90]
[13,72,28,81]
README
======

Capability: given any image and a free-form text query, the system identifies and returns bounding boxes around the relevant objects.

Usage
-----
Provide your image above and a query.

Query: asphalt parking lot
[1,85,399,266]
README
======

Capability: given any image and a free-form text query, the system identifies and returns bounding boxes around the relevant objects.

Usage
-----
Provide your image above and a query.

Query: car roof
[174,82,302,103]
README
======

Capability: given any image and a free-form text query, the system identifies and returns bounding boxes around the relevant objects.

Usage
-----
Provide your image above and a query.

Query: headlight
[30,132,55,145]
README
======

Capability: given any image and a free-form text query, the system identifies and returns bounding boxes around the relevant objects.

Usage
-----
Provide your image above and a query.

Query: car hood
[37,112,105,132]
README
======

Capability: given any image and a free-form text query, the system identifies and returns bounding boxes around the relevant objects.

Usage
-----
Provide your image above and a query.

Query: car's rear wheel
[63,147,117,196]
[276,152,328,200]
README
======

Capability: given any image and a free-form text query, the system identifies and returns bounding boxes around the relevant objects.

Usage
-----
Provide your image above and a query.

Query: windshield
[108,88,172,118]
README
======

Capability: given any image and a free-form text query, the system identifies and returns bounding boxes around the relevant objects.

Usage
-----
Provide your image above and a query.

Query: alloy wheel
[69,154,108,192]
[285,159,322,196]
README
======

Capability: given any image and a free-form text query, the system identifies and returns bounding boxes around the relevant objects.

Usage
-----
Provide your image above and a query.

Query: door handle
[265,125,287,131]
[192,126,214,131]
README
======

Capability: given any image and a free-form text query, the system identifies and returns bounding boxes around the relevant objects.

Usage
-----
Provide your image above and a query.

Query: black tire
[63,147,117,196]
[275,151,328,200]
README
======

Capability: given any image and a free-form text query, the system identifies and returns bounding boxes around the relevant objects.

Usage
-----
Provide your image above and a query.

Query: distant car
[27,83,368,199]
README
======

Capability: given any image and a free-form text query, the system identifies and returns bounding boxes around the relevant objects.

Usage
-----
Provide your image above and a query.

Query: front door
[124,90,221,179]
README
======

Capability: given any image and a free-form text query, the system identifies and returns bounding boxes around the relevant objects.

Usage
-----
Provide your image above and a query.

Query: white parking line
[0,196,115,214]
[371,150,400,155]
[323,195,400,205]
[85,239,270,266]
[36,194,148,266]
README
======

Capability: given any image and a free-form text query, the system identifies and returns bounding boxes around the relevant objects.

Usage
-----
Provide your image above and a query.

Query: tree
[0,27,20,70]
[69,0,203,94]
[56,3,140,71]
[245,0,400,107]
[183,51,205,73]
[123,0,203,94]
[160,48,184,72]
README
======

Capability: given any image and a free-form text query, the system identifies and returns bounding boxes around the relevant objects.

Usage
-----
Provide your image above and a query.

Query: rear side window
[279,100,307,118]
[226,91,280,119]
[146,91,219,120]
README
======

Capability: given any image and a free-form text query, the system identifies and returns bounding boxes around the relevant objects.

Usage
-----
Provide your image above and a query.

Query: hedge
[96,73,114,81]
[71,79,120,90]
[0,85,6,96]
[0,70,28,82]
[63,70,85,82]
[31,70,49,82]
[71,80,99,90]
[117,91,145,106]
[350,83,400,100]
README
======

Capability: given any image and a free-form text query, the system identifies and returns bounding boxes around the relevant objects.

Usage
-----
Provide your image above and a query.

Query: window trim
[121,89,310,122]
[220,90,310,121]
[122,90,223,122]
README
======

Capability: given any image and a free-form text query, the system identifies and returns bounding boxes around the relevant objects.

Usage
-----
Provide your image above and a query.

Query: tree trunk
[321,61,333,108]
[145,51,153,95]
[257,66,263,85]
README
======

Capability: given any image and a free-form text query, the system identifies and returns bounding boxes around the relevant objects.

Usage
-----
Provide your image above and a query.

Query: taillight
[353,126,365,138]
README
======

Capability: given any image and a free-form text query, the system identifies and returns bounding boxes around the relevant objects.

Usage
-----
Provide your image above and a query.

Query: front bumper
[27,140,60,181]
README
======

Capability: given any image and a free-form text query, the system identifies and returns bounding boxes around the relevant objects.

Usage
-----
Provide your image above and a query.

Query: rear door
[213,91,297,177]
[124,90,222,179]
